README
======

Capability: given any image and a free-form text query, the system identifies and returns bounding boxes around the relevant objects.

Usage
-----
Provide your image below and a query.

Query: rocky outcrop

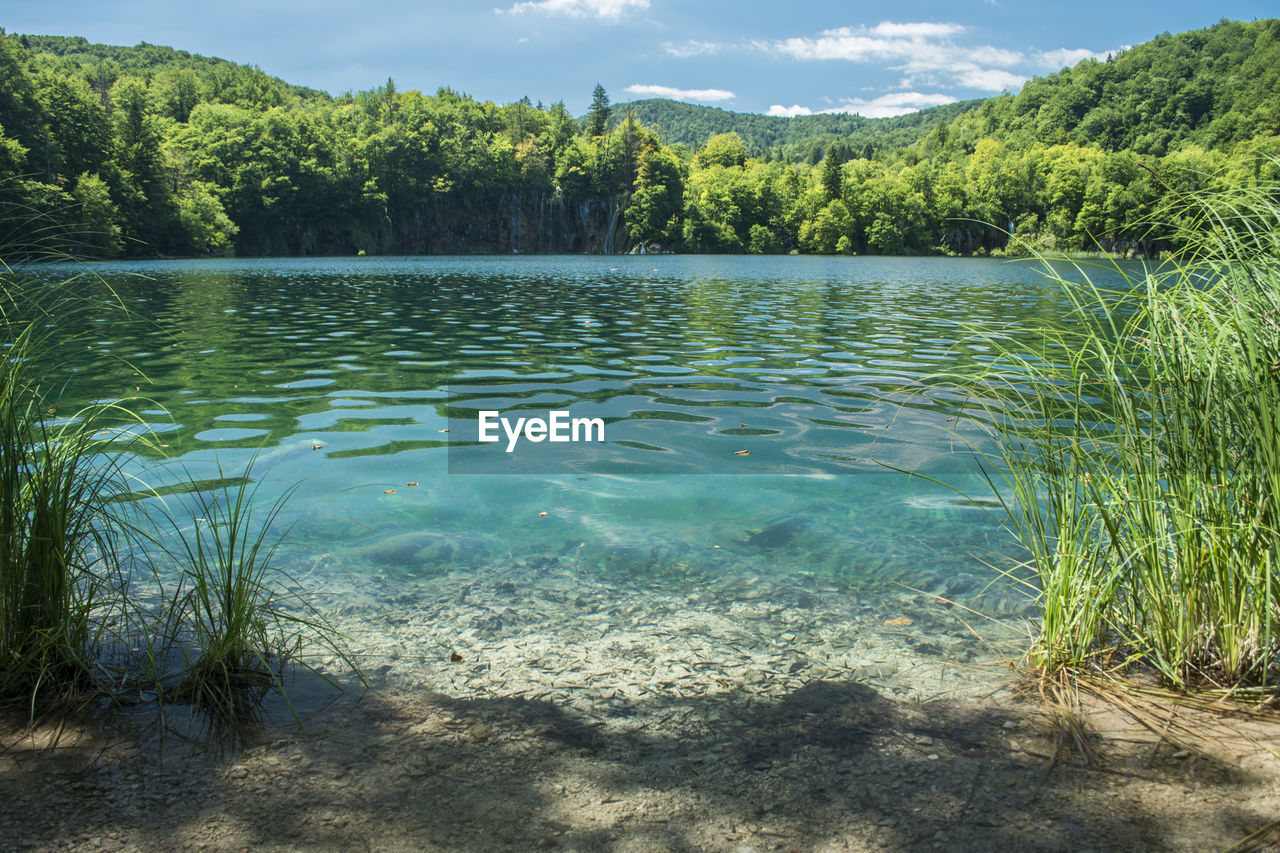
[282,191,632,256]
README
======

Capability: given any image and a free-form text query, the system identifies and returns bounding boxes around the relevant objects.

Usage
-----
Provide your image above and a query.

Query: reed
[978,180,1280,696]
[0,238,357,717]
[0,263,137,708]
[152,458,359,719]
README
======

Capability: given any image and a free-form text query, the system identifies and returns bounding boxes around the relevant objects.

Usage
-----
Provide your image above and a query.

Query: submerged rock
[362,531,457,567]
[744,517,809,550]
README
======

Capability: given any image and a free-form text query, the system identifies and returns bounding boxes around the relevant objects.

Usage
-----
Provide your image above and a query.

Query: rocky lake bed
[5,555,1280,852]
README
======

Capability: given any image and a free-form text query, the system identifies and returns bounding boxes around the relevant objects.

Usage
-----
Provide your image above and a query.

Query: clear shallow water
[40,254,1142,604]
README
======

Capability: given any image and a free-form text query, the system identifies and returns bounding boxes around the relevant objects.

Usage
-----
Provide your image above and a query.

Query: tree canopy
[1,19,1278,259]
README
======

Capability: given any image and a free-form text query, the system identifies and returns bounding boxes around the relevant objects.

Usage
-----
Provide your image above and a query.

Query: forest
[1,18,1278,258]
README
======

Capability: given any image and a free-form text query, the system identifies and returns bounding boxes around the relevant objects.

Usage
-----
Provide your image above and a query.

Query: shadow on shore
[2,674,1277,851]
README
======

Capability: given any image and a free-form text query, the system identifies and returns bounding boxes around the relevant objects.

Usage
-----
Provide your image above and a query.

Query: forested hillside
[1,19,1277,259]
[623,19,1280,157]
[615,98,984,162]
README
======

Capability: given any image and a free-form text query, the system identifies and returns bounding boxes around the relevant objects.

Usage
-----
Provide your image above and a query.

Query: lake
[38,254,1145,705]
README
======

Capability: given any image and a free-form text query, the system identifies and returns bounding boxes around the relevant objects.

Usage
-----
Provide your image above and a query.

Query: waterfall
[603,196,621,255]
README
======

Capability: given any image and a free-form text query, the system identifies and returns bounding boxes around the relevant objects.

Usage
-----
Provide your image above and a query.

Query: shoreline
[5,560,1280,851]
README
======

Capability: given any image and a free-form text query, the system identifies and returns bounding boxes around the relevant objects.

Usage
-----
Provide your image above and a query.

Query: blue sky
[4,1,1276,117]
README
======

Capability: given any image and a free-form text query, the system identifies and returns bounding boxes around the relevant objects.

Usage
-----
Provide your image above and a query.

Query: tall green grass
[0,262,138,706]
[154,461,359,719]
[980,181,1280,696]
[0,257,356,718]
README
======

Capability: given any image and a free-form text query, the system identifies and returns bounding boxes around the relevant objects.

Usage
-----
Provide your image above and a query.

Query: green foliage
[628,145,684,246]
[1,20,1279,258]
[693,133,747,169]
[0,272,128,704]
[175,180,237,254]
[587,83,610,138]
[616,97,983,159]
[972,180,1280,694]
[158,460,356,719]
[819,150,842,202]
[71,172,122,256]
[0,240,356,715]
[978,19,1280,153]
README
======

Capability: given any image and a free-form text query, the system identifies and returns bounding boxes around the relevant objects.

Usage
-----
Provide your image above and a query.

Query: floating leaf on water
[884,617,912,627]
[734,450,750,456]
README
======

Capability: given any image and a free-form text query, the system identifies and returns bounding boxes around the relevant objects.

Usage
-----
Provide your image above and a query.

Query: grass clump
[156,462,358,719]
[980,180,1280,697]
[0,268,134,705]
[0,256,356,720]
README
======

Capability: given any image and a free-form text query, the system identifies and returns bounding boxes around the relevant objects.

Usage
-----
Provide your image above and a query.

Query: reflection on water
[37,255,1143,681]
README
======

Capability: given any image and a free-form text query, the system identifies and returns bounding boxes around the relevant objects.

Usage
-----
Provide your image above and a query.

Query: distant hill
[16,34,330,111]
[613,98,984,160]
[958,17,1280,154]
[614,18,1280,159]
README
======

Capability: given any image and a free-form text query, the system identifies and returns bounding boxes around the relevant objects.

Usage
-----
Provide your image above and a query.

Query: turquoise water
[41,254,1141,599]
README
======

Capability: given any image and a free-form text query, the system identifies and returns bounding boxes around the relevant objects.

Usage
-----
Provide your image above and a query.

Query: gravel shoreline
[5,561,1280,851]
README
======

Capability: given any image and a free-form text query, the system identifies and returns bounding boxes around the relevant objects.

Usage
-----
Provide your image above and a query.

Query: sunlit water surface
[35,254,1144,700]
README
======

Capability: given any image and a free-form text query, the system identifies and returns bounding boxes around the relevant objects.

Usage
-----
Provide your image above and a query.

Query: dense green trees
[1,19,1278,259]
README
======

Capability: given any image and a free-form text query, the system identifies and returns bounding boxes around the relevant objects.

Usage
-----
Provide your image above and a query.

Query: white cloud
[767,104,813,117]
[953,68,1026,91]
[868,21,964,39]
[500,0,647,20]
[761,20,1050,98]
[963,45,1024,67]
[1036,46,1126,69]
[662,40,722,58]
[766,20,1031,94]
[772,22,975,63]
[625,84,735,103]
[828,91,958,118]
[769,92,958,119]
[774,28,907,62]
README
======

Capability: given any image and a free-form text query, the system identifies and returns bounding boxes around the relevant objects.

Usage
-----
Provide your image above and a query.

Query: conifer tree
[587,83,610,137]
